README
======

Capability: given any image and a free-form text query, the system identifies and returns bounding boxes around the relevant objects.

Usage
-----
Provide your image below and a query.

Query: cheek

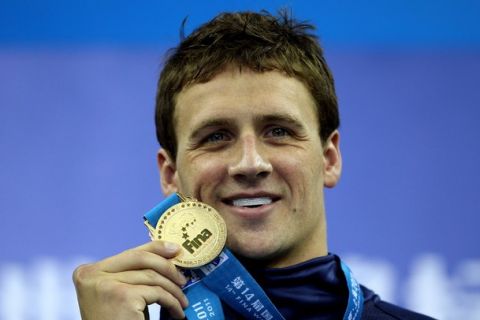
[278,146,322,171]
[274,150,324,191]
[178,155,227,197]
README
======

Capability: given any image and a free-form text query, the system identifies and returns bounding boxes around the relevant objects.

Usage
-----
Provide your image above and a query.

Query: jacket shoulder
[361,286,436,320]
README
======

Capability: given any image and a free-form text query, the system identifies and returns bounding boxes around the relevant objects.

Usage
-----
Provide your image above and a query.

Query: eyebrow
[189,118,236,140]
[257,113,306,131]
[189,112,307,140]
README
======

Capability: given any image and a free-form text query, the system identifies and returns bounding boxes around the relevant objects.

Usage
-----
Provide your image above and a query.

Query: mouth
[231,197,273,208]
[222,194,280,209]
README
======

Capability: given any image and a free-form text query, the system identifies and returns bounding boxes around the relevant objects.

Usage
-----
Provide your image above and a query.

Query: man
[73,10,435,320]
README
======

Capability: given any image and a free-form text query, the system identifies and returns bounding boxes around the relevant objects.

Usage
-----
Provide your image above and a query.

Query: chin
[226,237,284,263]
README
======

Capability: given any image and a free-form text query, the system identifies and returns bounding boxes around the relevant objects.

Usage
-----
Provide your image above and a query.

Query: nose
[228,135,272,183]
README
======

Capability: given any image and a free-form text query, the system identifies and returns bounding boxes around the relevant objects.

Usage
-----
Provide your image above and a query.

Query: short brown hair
[155,10,339,159]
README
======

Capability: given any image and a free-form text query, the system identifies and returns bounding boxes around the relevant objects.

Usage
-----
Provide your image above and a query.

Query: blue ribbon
[340,261,364,320]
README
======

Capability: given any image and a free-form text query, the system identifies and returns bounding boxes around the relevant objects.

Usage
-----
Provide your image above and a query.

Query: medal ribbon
[340,261,364,320]
[144,193,363,320]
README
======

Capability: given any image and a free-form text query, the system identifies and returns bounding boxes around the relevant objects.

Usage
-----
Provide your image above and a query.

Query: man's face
[158,68,341,267]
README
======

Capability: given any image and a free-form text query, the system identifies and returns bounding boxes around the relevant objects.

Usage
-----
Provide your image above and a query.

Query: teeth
[232,197,272,207]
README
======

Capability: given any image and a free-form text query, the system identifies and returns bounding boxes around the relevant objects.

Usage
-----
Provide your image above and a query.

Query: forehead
[174,69,318,133]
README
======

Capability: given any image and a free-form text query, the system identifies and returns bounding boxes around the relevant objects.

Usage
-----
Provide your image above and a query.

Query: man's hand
[72,241,188,320]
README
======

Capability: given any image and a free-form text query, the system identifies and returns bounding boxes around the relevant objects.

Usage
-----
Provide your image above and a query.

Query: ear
[157,148,179,195]
[323,130,342,188]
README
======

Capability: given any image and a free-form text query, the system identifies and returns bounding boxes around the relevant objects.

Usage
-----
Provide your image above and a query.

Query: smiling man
[159,68,335,269]
[73,11,434,320]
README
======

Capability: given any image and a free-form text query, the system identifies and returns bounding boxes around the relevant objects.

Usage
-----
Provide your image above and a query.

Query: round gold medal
[154,200,227,268]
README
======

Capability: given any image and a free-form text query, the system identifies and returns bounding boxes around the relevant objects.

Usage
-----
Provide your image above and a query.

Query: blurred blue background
[1,1,479,319]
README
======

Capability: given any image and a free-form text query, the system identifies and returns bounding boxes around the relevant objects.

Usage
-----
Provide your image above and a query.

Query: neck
[273,216,328,268]
[240,222,329,269]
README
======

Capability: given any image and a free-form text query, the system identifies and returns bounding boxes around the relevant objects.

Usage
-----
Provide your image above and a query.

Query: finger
[136,241,183,258]
[93,281,186,320]
[99,243,186,286]
[112,241,182,260]
[135,284,187,320]
[113,269,188,308]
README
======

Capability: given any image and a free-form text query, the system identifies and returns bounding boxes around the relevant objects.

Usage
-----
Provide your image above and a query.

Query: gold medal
[153,198,227,268]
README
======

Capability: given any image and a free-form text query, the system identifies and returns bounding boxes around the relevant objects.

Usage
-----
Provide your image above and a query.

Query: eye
[266,127,290,138]
[204,131,230,143]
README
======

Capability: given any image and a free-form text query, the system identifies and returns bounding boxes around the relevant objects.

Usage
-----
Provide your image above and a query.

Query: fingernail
[164,241,180,253]
[178,271,187,285]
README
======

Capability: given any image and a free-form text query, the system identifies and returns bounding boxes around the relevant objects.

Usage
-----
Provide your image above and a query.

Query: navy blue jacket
[160,254,435,319]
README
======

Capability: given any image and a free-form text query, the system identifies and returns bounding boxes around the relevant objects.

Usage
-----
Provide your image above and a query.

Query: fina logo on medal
[180,218,213,254]
[155,200,227,269]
